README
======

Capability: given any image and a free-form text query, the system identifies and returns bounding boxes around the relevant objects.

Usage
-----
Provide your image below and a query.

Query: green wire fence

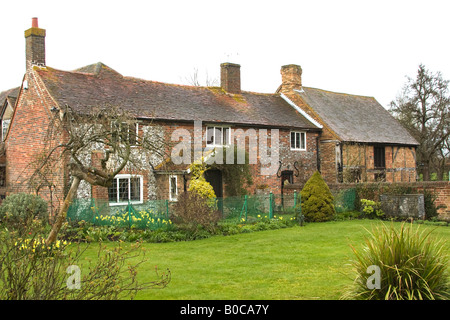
[67,192,303,229]
[67,189,356,230]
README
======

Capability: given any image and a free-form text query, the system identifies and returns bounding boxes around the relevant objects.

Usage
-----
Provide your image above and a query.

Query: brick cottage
[277,65,419,184]
[0,19,419,215]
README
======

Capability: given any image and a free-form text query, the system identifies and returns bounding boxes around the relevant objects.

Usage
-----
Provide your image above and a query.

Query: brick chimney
[280,64,302,92]
[220,63,241,94]
[25,17,46,71]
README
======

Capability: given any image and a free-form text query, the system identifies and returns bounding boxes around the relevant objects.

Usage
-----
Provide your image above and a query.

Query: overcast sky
[1,0,449,108]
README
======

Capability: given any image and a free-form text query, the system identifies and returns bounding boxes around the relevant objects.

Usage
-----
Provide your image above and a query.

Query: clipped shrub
[300,171,336,222]
[343,222,449,300]
[0,193,48,229]
[188,160,216,199]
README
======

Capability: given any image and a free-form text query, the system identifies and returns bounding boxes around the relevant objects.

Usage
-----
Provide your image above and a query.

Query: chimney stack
[25,17,46,71]
[220,63,241,94]
[280,64,302,92]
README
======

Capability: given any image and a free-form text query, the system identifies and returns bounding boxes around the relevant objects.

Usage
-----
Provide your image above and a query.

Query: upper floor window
[2,119,10,141]
[290,131,306,150]
[206,126,230,146]
[111,122,138,146]
[374,146,386,169]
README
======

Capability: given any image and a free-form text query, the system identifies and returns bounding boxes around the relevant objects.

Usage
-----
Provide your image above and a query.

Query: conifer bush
[300,171,336,222]
[0,193,48,229]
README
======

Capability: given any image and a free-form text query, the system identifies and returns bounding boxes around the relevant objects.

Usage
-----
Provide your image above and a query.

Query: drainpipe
[316,136,321,172]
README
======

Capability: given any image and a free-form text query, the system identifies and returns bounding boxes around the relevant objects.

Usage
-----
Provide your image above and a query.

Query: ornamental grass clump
[343,222,449,300]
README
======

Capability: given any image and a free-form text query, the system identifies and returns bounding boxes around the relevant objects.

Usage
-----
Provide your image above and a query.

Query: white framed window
[206,126,230,146]
[2,119,10,141]
[169,175,178,201]
[108,174,143,206]
[111,121,139,146]
[290,131,306,151]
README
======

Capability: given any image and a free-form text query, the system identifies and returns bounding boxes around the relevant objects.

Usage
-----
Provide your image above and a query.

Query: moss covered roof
[297,87,418,145]
[35,62,320,130]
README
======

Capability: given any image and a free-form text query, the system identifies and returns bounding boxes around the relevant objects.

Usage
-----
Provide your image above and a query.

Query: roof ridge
[72,62,122,77]
[301,86,375,100]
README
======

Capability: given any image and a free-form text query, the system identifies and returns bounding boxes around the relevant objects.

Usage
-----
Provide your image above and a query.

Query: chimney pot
[32,17,39,28]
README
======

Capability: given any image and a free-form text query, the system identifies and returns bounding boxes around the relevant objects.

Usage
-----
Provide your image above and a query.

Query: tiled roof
[297,87,419,145]
[35,63,320,130]
[0,87,20,107]
[0,87,20,117]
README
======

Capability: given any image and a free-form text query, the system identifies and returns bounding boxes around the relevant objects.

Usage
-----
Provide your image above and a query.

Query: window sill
[108,201,143,207]
[206,144,230,148]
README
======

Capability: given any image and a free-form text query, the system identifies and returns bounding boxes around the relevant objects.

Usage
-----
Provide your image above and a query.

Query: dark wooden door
[204,169,223,198]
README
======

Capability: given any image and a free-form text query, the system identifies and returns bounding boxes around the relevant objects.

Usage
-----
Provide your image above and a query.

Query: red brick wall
[5,68,67,217]
[325,181,450,220]
[158,121,319,196]
[81,120,320,203]
[414,181,450,220]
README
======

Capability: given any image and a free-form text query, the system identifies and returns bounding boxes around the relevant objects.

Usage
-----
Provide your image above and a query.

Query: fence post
[293,190,297,216]
[165,199,169,218]
[128,200,132,228]
[298,193,304,226]
[294,190,297,207]
[269,192,273,219]
[244,195,248,221]
[91,198,97,225]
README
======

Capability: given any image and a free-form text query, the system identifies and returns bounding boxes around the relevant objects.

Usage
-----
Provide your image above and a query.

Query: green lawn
[82,220,450,300]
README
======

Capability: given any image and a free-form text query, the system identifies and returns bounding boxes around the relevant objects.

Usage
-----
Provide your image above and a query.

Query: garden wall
[284,181,450,221]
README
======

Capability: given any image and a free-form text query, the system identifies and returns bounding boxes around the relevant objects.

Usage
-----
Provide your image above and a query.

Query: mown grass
[77,219,449,300]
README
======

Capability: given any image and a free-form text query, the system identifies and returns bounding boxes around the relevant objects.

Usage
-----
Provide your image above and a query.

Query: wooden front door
[204,169,223,198]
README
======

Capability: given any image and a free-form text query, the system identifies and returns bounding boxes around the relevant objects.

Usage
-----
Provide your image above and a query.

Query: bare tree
[390,64,450,181]
[183,68,219,87]
[36,105,167,244]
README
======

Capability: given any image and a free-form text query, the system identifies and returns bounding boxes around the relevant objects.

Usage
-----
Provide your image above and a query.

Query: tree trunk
[46,176,81,245]
[422,161,431,181]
